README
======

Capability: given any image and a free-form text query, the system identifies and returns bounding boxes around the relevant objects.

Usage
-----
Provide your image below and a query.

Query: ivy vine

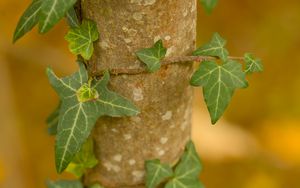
[13,0,263,187]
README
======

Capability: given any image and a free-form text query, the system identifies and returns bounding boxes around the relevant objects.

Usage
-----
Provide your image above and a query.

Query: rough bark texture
[81,0,197,187]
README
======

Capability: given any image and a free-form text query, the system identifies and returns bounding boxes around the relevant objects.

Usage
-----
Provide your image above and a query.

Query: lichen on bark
[81,0,197,187]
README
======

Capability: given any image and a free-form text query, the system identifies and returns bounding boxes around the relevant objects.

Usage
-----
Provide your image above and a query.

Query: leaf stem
[93,55,245,76]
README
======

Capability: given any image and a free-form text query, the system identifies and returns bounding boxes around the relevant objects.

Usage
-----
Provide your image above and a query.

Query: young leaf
[136,40,167,73]
[190,61,248,124]
[47,61,139,173]
[39,0,77,33]
[47,180,83,188]
[65,20,99,60]
[244,53,264,74]
[193,33,229,61]
[145,159,173,188]
[89,184,105,188]
[66,138,98,177]
[66,7,80,28]
[46,102,61,135]
[13,0,42,43]
[165,141,204,188]
[200,0,219,14]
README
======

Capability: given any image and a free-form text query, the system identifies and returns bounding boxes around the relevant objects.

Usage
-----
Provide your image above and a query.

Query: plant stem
[94,55,244,76]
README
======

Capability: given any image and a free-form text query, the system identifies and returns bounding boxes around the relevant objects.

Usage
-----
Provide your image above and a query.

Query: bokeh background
[1,0,300,187]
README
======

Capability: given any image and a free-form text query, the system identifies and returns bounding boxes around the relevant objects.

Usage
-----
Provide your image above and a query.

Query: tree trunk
[81,0,197,187]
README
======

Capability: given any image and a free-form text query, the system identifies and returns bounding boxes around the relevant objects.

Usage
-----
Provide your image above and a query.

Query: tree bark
[81,0,197,187]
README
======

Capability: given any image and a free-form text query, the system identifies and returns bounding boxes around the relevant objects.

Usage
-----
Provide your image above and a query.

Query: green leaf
[244,53,264,74]
[46,102,61,135]
[47,61,139,173]
[66,7,80,28]
[66,138,98,177]
[165,141,204,188]
[46,180,83,188]
[193,33,229,61]
[89,184,105,188]
[145,159,173,188]
[39,0,77,33]
[190,61,248,124]
[200,0,219,14]
[136,40,167,73]
[65,20,99,60]
[13,0,42,43]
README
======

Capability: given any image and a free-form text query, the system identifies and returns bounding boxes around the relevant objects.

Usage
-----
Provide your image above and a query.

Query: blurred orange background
[1,0,300,187]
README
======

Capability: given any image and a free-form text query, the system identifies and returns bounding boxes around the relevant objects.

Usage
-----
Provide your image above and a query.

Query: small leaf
[46,102,61,135]
[193,33,229,61]
[66,7,80,28]
[190,61,248,124]
[39,0,77,33]
[65,19,99,60]
[136,40,167,73]
[244,53,264,74]
[145,159,173,188]
[89,184,105,188]
[47,61,139,173]
[200,0,219,14]
[46,180,83,188]
[13,0,42,43]
[165,141,204,188]
[66,138,98,177]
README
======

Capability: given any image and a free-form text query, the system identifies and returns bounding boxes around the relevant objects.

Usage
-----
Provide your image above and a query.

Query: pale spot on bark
[113,154,123,162]
[164,35,171,41]
[103,162,121,172]
[158,150,165,156]
[166,46,176,57]
[112,128,118,133]
[124,38,132,43]
[131,116,142,123]
[144,0,156,6]
[130,0,142,5]
[160,137,168,144]
[132,170,145,182]
[133,88,143,101]
[124,134,132,140]
[133,12,143,21]
[128,28,138,37]
[183,9,188,17]
[100,41,110,50]
[128,159,136,166]
[162,111,172,121]
[122,26,128,32]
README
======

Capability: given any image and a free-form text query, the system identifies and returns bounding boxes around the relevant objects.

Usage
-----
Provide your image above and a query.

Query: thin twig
[93,55,244,76]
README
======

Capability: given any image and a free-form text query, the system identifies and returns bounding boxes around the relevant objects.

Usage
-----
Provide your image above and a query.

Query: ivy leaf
[89,184,105,188]
[145,159,173,188]
[66,7,80,28]
[193,33,229,61]
[244,53,264,74]
[39,0,77,33]
[47,61,139,173]
[66,138,98,177]
[165,141,204,188]
[190,61,248,124]
[200,0,219,14]
[136,40,167,73]
[13,0,42,43]
[46,102,61,135]
[65,20,99,60]
[46,180,83,188]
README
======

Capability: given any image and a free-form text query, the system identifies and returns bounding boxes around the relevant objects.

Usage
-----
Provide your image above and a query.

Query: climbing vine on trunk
[13,0,263,187]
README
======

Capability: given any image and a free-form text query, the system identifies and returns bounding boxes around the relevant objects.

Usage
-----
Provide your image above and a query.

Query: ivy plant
[145,141,204,188]
[13,0,263,187]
